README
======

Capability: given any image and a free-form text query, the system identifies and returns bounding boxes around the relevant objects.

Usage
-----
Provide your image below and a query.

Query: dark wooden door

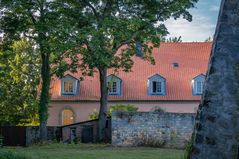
[81,125,93,143]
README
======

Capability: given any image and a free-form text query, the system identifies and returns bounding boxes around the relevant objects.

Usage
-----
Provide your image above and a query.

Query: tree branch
[23,32,37,40]
[114,16,162,52]
[27,5,36,25]
[102,0,112,20]
[82,0,100,21]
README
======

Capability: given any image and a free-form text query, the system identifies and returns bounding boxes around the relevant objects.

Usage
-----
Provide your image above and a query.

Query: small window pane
[196,81,203,94]
[152,81,162,93]
[68,81,74,93]
[63,80,74,94]
[156,82,162,92]
[108,81,117,93]
[64,81,69,93]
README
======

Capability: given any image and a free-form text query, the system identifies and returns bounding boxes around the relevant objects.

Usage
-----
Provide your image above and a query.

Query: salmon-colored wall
[47,101,199,126]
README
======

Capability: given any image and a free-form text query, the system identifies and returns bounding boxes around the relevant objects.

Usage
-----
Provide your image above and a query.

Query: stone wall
[26,127,61,146]
[112,111,195,149]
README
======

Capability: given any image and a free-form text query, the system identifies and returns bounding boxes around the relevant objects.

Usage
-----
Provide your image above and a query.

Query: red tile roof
[50,42,212,101]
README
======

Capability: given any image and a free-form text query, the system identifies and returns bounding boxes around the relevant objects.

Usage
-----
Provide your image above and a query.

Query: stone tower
[190,0,239,158]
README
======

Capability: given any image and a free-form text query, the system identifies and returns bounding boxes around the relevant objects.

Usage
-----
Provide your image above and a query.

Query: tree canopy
[0,0,80,140]
[61,0,198,141]
[0,39,39,125]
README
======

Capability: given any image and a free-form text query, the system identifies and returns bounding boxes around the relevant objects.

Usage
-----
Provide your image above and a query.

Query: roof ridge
[160,42,212,44]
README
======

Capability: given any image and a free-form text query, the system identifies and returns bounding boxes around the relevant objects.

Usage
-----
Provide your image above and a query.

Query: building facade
[48,42,212,126]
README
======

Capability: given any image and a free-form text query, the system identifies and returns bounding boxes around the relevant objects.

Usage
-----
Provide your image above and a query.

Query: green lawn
[1,144,185,159]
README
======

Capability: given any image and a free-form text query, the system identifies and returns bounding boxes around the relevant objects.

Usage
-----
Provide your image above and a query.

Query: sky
[165,0,221,42]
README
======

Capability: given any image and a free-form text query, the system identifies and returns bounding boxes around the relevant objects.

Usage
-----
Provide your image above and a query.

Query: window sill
[149,93,165,96]
[61,93,76,96]
[108,93,121,96]
[194,93,202,96]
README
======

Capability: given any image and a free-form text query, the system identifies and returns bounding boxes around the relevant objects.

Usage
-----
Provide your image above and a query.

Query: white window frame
[148,74,166,96]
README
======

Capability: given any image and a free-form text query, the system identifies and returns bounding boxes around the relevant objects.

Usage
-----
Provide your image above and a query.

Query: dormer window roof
[148,74,166,96]
[192,74,205,95]
[61,74,79,96]
[107,75,122,96]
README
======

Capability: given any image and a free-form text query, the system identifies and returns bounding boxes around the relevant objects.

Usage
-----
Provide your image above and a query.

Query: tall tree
[0,39,39,125]
[190,0,239,158]
[63,0,198,141]
[0,0,78,140]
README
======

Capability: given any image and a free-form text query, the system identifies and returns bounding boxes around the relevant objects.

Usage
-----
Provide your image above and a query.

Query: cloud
[164,13,216,42]
[162,0,221,42]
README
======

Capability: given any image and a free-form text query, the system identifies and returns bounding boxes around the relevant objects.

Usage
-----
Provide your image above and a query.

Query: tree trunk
[39,44,51,141]
[190,0,239,158]
[98,68,108,142]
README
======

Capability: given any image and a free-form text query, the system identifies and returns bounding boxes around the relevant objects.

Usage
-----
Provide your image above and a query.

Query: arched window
[62,109,74,125]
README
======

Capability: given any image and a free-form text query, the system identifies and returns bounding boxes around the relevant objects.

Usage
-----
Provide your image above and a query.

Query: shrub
[88,104,138,119]
[0,151,29,159]
[151,106,165,112]
[88,109,99,120]
[184,138,193,159]
[108,104,138,116]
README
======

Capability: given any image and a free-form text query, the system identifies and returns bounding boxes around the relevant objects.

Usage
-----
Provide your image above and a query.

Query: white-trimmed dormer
[148,74,166,96]
[60,74,79,96]
[192,74,205,95]
[107,74,122,96]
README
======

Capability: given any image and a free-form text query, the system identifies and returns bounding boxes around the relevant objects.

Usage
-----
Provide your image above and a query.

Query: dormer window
[107,75,122,96]
[148,74,166,96]
[61,74,79,95]
[192,74,205,95]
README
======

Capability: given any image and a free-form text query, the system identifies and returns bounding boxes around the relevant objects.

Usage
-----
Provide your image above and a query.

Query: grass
[0,143,185,159]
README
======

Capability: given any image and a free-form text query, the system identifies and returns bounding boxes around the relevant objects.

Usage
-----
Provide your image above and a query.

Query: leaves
[0,39,40,125]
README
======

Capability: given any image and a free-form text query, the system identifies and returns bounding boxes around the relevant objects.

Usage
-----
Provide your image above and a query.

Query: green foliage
[89,104,138,120]
[162,36,183,43]
[0,39,39,125]
[0,143,184,159]
[108,104,138,116]
[184,138,193,159]
[0,1,81,137]
[89,109,99,120]
[0,151,29,159]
